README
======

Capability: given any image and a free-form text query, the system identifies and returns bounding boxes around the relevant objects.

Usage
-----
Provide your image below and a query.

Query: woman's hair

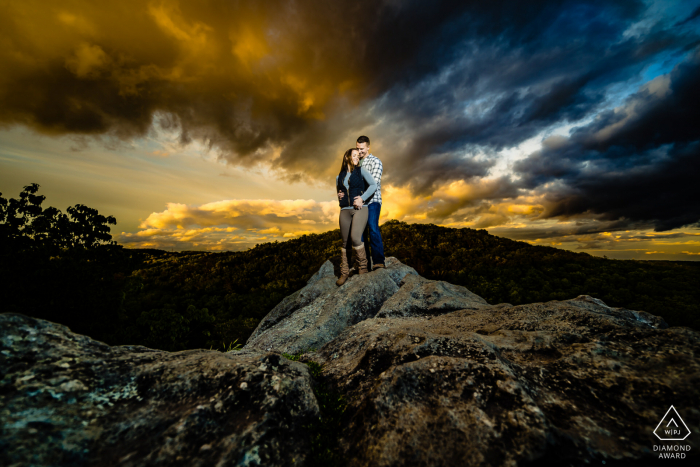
[339,148,359,174]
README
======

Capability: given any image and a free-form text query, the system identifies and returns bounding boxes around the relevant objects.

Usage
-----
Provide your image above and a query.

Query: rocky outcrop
[246,261,338,343]
[245,257,418,354]
[0,314,319,467]
[315,296,696,466]
[376,273,490,318]
[2,258,699,466]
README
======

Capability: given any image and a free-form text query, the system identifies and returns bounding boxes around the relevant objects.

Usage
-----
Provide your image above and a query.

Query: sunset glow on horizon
[1,0,699,260]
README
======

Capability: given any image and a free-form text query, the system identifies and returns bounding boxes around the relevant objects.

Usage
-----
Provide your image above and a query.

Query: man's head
[356,135,370,159]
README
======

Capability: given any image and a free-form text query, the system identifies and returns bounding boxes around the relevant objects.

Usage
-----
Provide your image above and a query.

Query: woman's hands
[338,191,363,209]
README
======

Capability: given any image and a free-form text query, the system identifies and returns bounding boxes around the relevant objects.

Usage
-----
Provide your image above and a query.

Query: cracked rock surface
[315,296,698,466]
[244,257,418,354]
[2,258,699,466]
[0,314,318,467]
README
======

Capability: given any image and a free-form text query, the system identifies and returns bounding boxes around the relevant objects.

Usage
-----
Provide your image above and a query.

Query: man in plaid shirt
[337,135,386,270]
[355,135,385,269]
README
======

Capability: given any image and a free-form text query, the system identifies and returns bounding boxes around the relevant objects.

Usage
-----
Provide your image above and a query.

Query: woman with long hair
[336,147,377,286]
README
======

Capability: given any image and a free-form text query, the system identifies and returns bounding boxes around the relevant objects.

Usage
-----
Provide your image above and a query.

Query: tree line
[2,184,698,352]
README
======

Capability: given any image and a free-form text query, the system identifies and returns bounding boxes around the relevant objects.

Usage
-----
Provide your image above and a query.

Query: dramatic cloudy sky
[1,0,699,259]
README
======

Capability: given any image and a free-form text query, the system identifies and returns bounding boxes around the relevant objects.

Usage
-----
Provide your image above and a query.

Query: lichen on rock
[2,258,698,466]
[0,314,319,467]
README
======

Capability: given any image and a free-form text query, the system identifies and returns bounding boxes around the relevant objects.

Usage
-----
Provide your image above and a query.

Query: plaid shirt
[360,153,383,205]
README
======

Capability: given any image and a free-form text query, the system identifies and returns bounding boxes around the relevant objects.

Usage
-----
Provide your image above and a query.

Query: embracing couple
[335,135,385,286]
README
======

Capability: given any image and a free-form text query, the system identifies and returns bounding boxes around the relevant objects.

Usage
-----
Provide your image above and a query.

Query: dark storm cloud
[676,5,700,27]
[271,0,698,194]
[1,0,697,198]
[514,51,700,231]
[490,219,655,242]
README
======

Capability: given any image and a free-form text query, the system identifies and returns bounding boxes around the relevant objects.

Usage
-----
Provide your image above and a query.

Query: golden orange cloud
[113,179,566,251]
[117,197,338,250]
[0,0,365,159]
[380,178,542,229]
[138,199,337,230]
[116,186,700,260]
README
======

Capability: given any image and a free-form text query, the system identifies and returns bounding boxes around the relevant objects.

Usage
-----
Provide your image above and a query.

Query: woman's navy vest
[338,167,371,208]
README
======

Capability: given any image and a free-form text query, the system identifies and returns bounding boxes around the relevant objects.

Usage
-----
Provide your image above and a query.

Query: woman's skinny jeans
[339,207,368,248]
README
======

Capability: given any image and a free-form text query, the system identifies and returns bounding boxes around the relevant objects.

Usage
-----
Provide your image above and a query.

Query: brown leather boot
[353,243,368,274]
[336,248,350,286]
[349,247,358,276]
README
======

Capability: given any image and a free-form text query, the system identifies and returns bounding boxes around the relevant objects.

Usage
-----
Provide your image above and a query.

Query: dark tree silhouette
[2,186,698,353]
[0,184,139,341]
[0,183,117,254]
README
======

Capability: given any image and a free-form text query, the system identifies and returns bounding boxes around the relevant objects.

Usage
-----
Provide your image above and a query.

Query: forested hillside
[3,185,698,352]
[103,220,699,351]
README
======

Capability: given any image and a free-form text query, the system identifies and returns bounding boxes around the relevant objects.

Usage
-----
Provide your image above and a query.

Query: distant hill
[105,220,699,351]
[4,217,698,351]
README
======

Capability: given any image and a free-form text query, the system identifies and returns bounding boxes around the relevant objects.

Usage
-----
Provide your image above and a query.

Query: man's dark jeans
[363,202,385,268]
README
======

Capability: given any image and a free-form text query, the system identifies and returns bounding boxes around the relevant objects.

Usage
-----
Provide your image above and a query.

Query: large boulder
[0,314,319,467]
[247,260,339,343]
[376,273,490,318]
[244,257,418,354]
[2,258,698,466]
[314,295,698,466]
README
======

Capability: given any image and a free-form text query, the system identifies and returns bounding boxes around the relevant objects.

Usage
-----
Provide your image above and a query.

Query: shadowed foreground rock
[0,314,318,467]
[316,297,699,466]
[2,258,699,466]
